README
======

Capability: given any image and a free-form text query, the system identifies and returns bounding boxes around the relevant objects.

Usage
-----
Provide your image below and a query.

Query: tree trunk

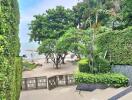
[46,58,49,63]
[61,54,66,64]
[55,63,59,69]
[61,57,65,64]
[45,55,50,63]
[55,55,61,69]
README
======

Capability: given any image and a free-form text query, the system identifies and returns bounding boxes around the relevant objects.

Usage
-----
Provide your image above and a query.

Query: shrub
[22,61,37,71]
[94,56,111,73]
[78,58,90,73]
[74,72,128,87]
[78,57,111,73]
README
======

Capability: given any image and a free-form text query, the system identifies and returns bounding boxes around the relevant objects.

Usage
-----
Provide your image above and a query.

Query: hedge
[14,57,22,100]
[74,72,128,87]
[96,26,132,65]
[0,0,22,100]
[78,58,90,73]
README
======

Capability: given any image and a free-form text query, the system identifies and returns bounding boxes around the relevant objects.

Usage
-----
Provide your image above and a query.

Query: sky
[18,0,81,55]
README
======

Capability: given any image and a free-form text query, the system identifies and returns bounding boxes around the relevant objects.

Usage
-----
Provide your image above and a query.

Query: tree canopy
[29,6,74,42]
[29,0,132,69]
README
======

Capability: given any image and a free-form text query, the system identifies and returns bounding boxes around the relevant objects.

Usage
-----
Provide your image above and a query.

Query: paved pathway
[109,87,132,100]
[20,86,129,100]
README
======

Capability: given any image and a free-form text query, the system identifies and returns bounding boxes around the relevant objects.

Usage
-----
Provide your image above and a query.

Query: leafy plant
[74,72,128,87]
[23,61,37,71]
[78,56,110,73]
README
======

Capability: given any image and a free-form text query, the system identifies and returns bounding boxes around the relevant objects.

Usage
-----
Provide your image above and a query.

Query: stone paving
[20,86,130,100]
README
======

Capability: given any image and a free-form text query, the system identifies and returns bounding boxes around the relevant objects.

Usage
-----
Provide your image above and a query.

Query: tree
[57,28,90,60]
[29,6,74,42]
[72,2,90,29]
[29,6,74,68]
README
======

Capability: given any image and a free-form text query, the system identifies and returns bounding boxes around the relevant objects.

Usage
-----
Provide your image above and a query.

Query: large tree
[57,28,90,59]
[29,6,74,42]
[29,6,74,69]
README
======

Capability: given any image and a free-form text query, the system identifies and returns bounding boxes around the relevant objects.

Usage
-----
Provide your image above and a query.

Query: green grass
[22,61,37,71]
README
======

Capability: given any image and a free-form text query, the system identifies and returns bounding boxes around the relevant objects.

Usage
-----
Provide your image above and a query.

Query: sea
[20,42,45,61]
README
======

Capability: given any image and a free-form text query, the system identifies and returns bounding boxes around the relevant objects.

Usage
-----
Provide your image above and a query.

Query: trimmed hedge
[11,57,22,100]
[16,58,22,100]
[78,58,89,73]
[0,0,22,100]
[74,72,128,87]
[96,27,132,65]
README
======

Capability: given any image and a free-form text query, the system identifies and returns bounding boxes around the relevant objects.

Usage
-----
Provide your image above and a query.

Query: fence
[112,65,132,85]
[22,76,47,90]
[22,74,75,90]
[48,74,75,90]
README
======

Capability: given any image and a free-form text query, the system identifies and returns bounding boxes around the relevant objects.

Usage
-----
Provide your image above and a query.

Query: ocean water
[20,42,45,60]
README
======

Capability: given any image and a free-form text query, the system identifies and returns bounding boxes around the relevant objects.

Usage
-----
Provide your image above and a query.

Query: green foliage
[0,56,10,100]
[23,61,37,71]
[74,72,128,87]
[122,0,132,27]
[10,57,22,100]
[96,26,132,65]
[29,6,74,42]
[72,2,90,28]
[78,58,90,73]
[15,58,22,100]
[93,55,111,73]
[0,0,22,100]
[38,39,56,55]
[57,28,90,57]
[78,56,110,73]
[30,6,75,68]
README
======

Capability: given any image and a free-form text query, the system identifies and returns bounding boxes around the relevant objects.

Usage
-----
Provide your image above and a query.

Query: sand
[23,59,77,78]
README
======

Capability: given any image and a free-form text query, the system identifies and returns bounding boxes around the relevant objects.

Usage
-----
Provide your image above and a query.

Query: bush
[22,61,37,71]
[94,56,111,73]
[78,58,90,73]
[78,57,111,73]
[74,72,128,87]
